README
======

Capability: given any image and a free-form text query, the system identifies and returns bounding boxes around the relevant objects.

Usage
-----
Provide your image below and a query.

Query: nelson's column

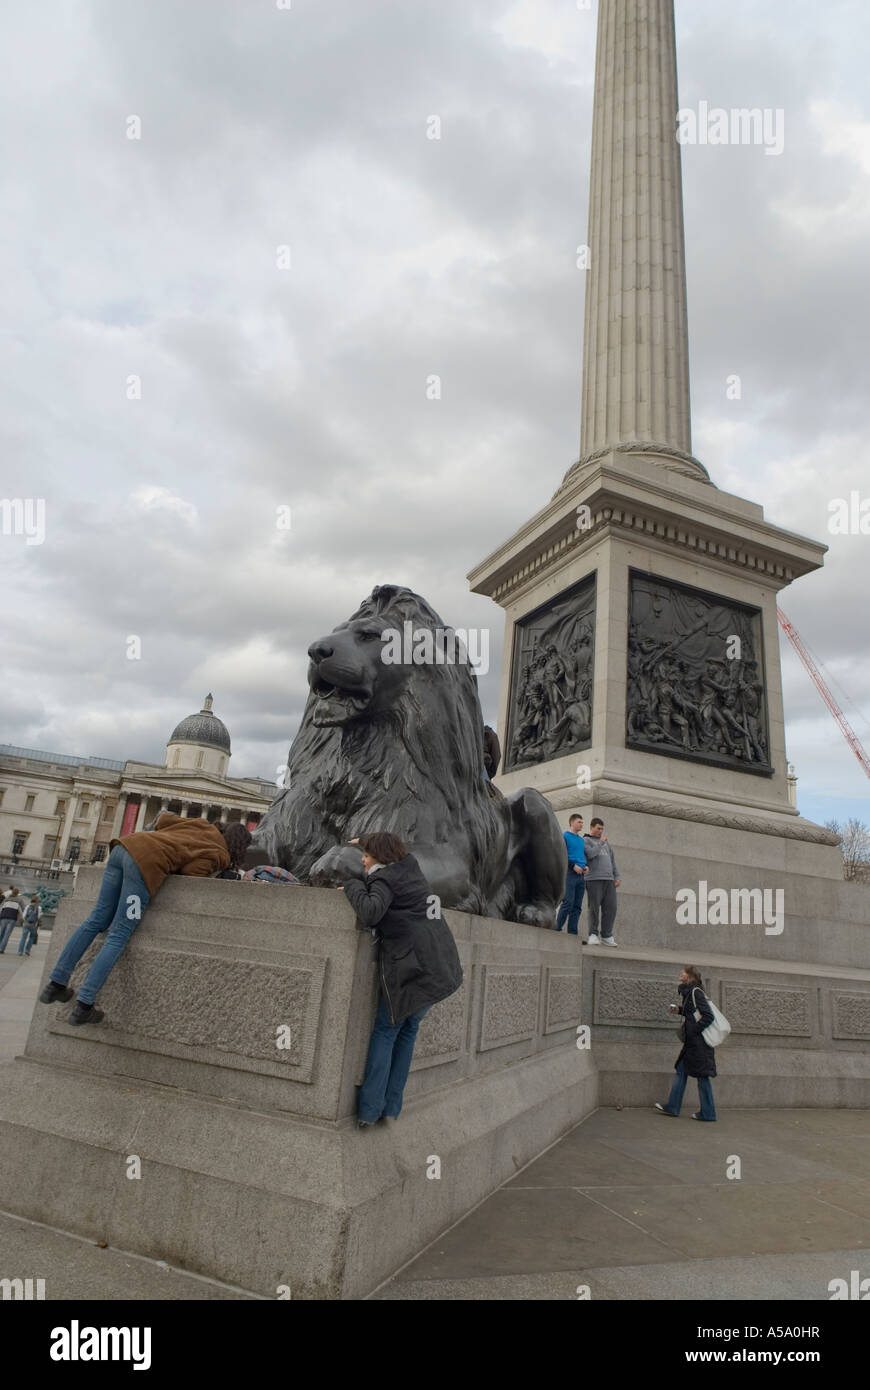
[469,0,869,1101]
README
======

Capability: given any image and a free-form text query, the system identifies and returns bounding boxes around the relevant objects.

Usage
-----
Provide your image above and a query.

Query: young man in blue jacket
[555,814,588,935]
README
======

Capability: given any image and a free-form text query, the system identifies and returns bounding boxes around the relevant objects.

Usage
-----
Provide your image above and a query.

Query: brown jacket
[111,813,230,898]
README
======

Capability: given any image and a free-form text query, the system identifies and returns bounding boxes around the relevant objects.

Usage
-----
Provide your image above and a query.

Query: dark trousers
[586,879,617,939]
[556,871,586,934]
[358,995,431,1122]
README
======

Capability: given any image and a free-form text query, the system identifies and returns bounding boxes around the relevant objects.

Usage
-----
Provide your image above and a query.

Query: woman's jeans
[358,995,431,1122]
[17,926,36,955]
[50,845,151,1005]
[664,1059,717,1121]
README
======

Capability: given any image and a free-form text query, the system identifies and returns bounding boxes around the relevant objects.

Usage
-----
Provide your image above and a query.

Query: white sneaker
[600,937,617,947]
[586,934,601,945]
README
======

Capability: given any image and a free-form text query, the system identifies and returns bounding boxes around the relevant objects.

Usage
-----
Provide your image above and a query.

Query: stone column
[566,0,706,485]
[134,798,149,831]
[57,795,78,860]
[109,798,127,839]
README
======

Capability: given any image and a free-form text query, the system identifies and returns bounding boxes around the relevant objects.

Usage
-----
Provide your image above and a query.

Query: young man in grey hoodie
[583,818,620,946]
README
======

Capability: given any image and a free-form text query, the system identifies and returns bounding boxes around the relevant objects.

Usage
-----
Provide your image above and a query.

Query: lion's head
[254,584,499,885]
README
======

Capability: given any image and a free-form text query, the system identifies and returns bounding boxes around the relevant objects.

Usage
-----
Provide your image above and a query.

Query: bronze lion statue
[252,584,567,925]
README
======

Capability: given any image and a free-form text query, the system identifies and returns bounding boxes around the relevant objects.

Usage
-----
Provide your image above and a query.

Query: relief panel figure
[505,576,596,772]
[626,573,772,775]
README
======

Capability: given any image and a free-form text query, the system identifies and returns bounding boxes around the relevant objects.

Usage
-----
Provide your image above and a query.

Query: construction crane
[776,606,870,780]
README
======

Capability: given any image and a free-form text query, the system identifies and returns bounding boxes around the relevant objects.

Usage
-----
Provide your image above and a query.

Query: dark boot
[67,1001,104,1026]
[40,981,73,1004]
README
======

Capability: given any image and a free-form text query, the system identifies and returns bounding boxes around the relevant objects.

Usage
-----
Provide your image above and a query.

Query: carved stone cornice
[546,783,841,846]
[559,442,711,491]
[486,496,800,606]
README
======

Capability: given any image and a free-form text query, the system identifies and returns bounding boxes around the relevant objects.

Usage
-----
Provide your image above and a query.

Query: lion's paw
[309,843,364,887]
[516,903,553,929]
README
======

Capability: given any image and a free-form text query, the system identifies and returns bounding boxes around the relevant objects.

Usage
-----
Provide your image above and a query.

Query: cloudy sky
[1,0,869,828]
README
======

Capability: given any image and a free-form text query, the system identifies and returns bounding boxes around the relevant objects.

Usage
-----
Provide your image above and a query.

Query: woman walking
[340,832,462,1128]
[655,965,717,1121]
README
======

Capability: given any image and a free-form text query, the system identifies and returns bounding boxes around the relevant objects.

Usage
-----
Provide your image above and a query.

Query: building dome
[165,695,231,776]
[168,694,231,753]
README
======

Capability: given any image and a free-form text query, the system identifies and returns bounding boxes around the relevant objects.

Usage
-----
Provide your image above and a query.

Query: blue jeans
[0,918,18,952]
[358,995,430,1122]
[663,1059,716,1121]
[50,845,151,1005]
[17,926,36,955]
[556,870,586,934]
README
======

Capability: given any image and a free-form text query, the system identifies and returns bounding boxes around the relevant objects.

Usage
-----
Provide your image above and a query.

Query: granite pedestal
[0,869,595,1299]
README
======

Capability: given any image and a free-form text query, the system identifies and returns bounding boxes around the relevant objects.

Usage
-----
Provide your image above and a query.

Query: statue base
[0,871,594,1299]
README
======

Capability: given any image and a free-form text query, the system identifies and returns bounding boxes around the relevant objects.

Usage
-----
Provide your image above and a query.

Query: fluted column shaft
[580,0,692,464]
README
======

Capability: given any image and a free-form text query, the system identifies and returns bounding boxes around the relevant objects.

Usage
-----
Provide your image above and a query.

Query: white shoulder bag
[692,987,731,1047]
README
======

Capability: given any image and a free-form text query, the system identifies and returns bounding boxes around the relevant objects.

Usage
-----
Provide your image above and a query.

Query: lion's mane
[254,585,501,903]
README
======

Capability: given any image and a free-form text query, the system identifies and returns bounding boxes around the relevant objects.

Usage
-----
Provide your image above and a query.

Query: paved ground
[3,946,868,1300]
[0,925,49,1059]
[372,1106,870,1299]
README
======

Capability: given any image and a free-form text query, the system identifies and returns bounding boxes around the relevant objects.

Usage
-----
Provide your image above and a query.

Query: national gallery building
[0,695,276,868]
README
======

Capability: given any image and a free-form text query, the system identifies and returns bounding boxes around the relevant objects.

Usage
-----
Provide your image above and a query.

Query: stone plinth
[0,870,595,1299]
[470,450,838,880]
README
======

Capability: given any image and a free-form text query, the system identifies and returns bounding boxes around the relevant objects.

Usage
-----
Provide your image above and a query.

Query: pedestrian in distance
[0,887,24,952]
[555,813,588,935]
[655,965,717,1121]
[338,831,462,1129]
[583,818,620,946]
[18,895,42,955]
[39,812,230,1026]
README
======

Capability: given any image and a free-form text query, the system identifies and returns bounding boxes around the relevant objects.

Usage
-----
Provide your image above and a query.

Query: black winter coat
[343,855,463,1025]
[675,982,717,1079]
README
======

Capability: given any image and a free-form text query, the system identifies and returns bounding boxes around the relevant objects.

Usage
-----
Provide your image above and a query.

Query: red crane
[777,606,870,779]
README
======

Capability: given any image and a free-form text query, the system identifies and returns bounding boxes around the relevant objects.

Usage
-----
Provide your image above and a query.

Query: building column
[134,798,149,831]
[180,802,190,818]
[109,797,127,839]
[87,793,106,859]
[57,796,78,860]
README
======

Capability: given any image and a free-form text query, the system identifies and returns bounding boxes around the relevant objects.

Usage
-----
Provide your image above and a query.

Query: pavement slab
[376,1107,870,1300]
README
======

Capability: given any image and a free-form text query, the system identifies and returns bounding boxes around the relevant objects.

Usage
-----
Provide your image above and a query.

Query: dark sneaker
[357,1119,375,1129]
[692,1112,716,1122]
[654,1103,678,1115]
[67,1003,104,1026]
[40,982,73,1004]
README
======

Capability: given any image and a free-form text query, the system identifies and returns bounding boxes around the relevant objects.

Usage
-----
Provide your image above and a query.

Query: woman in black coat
[340,831,463,1129]
[654,965,717,1121]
